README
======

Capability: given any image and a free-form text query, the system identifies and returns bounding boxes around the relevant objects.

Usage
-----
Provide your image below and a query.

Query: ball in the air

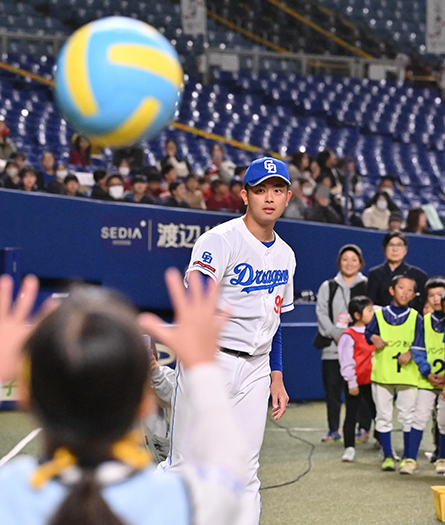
[54,16,183,147]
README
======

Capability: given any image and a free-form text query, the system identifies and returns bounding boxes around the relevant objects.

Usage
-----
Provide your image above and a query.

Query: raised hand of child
[397,351,411,365]
[349,386,359,396]
[0,274,39,382]
[370,334,387,349]
[139,268,229,369]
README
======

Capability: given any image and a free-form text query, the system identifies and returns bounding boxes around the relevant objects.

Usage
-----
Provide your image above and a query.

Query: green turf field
[259,402,441,525]
[0,402,442,524]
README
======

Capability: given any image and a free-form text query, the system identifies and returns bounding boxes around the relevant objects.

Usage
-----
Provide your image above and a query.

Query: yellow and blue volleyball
[54,17,183,147]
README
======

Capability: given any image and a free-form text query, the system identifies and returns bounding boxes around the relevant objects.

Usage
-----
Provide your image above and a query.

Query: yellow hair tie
[30,448,76,490]
[30,430,151,489]
[112,430,152,470]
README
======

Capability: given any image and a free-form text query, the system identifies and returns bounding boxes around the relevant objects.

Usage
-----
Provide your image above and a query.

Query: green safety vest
[371,308,419,387]
[418,313,445,390]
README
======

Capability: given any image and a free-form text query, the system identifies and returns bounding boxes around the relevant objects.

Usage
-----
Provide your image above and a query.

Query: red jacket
[341,327,375,386]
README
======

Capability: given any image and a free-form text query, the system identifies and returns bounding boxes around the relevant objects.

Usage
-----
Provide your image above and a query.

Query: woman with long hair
[69,135,91,167]
[404,207,430,234]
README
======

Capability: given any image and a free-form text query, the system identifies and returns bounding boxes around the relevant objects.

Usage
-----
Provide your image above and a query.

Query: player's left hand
[270,370,289,420]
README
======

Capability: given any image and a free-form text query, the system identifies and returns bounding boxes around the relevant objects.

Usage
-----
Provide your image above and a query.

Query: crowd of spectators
[0,118,437,233]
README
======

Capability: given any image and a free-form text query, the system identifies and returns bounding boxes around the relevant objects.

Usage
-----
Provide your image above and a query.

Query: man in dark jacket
[367,231,427,312]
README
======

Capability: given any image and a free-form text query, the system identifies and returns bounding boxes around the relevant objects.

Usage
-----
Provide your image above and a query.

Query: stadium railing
[202,47,406,83]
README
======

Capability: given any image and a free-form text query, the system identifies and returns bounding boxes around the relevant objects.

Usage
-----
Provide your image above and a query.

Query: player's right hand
[349,386,359,396]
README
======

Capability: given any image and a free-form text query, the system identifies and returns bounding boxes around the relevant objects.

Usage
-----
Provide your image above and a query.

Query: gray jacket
[316,271,368,360]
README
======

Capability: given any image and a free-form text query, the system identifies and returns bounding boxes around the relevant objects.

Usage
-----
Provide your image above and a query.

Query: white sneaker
[342,447,356,462]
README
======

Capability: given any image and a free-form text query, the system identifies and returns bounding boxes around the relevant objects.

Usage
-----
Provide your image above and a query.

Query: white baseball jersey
[186,216,296,356]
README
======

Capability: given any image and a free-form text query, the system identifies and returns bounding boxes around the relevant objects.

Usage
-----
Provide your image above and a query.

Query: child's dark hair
[348,295,373,323]
[441,291,445,310]
[425,276,445,293]
[390,274,417,292]
[24,286,150,525]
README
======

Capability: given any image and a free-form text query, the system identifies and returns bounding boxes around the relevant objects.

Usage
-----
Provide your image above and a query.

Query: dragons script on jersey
[186,216,297,356]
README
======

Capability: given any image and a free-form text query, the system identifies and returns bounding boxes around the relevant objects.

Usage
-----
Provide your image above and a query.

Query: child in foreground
[0,270,254,525]
[338,296,376,462]
[402,278,445,474]
[366,275,429,472]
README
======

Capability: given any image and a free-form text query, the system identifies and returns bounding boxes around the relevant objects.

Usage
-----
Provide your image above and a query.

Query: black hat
[389,211,403,223]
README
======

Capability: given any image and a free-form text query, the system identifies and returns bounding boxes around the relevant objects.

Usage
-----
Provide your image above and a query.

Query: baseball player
[161,157,296,524]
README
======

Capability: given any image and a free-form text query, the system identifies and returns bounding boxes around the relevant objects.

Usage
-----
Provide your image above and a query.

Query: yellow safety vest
[418,313,445,390]
[371,308,419,387]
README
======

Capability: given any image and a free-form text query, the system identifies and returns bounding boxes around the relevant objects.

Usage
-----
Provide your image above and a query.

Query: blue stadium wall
[2,188,444,400]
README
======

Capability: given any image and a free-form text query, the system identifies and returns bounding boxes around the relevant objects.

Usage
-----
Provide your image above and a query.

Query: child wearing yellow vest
[401,277,445,475]
[365,275,428,472]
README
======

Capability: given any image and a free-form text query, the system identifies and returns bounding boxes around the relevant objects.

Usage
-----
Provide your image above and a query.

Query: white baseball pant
[372,383,417,433]
[412,389,442,432]
[162,351,271,525]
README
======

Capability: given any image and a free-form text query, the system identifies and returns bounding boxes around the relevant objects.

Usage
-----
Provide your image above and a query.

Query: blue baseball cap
[244,157,290,187]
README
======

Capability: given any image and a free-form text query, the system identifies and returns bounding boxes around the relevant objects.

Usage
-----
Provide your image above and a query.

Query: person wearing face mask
[107,174,125,201]
[46,162,69,195]
[1,160,20,189]
[362,191,391,230]
[365,177,401,213]
[115,159,132,190]
[0,118,16,160]
[300,179,314,203]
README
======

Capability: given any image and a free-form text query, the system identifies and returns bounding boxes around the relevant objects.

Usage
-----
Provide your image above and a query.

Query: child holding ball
[338,296,376,462]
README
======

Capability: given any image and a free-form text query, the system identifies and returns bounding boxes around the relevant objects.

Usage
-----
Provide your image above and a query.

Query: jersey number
[274,295,283,314]
[393,352,402,373]
[433,359,445,375]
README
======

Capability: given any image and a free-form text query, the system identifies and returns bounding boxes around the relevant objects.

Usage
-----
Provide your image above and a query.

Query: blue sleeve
[365,313,380,344]
[270,324,283,372]
[199,271,212,290]
[411,314,431,378]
